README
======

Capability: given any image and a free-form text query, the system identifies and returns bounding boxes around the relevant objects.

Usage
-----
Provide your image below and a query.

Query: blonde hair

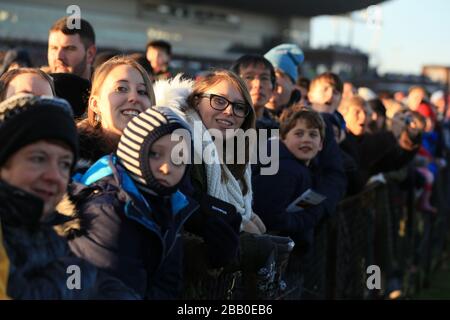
[338,95,367,115]
[86,55,156,127]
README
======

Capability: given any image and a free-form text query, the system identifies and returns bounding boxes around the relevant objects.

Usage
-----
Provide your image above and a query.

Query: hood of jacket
[77,120,117,167]
[71,155,197,235]
[153,74,194,116]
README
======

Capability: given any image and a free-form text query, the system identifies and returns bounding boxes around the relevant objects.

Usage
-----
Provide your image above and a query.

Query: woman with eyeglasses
[156,70,264,241]
[191,72,269,225]
[154,71,294,299]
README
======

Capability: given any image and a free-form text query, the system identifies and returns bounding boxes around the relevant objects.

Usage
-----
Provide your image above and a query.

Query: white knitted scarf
[153,75,253,223]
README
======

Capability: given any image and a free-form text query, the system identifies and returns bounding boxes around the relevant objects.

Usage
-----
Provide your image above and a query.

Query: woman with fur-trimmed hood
[153,72,294,300]
[153,71,267,268]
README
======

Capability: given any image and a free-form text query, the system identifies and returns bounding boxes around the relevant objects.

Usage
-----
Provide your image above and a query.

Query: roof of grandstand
[168,0,388,17]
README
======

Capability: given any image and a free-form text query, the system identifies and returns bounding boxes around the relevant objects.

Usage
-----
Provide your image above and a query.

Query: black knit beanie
[116,106,191,196]
[0,94,79,167]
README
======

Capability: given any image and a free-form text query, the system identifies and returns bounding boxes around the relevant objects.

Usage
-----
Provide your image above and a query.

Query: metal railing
[182,165,450,300]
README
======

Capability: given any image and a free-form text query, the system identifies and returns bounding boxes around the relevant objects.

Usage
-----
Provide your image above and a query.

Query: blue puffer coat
[0,180,137,300]
[68,155,199,299]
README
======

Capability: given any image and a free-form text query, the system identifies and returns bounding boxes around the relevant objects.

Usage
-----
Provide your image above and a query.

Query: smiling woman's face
[89,64,152,136]
[0,140,73,220]
[196,79,246,138]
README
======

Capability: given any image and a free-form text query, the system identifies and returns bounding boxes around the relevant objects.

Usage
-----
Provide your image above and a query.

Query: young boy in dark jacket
[252,109,326,250]
[68,106,199,299]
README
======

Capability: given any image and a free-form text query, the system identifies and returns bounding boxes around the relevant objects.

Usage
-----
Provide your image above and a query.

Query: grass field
[413,262,450,299]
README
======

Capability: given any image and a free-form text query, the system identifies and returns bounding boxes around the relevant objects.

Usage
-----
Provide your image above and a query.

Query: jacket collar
[0,180,73,228]
[279,140,320,170]
[73,155,191,217]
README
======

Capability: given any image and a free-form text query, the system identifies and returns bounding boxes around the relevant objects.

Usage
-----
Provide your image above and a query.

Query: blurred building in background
[0,0,385,75]
[423,65,450,89]
[301,45,370,80]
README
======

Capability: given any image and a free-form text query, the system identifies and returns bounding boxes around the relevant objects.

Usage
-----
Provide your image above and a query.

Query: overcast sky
[311,0,450,75]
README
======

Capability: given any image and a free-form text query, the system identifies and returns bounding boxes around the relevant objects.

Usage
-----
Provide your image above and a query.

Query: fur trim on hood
[54,193,81,238]
[153,74,254,224]
[77,119,118,165]
[153,74,194,114]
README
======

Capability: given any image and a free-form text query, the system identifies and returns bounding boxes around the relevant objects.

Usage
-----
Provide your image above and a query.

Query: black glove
[200,195,242,268]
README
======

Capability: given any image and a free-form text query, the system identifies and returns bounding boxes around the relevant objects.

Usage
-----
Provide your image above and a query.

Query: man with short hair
[265,47,347,223]
[264,44,304,117]
[146,40,172,80]
[308,72,343,114]
[47,17,96,80]
[231,54,278,130]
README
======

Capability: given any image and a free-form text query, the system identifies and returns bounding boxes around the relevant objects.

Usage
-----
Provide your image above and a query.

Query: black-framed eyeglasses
[197,93,251,118]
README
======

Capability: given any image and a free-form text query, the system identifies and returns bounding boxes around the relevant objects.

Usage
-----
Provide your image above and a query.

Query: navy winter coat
[252,141,325,250]
[0,180,137,300]
[341,131,418,186]
[68,155,198,299]
[315,113,347,217]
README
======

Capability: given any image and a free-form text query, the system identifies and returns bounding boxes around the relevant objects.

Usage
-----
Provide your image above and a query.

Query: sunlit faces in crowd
[47,31,96,79]
[5,73,53,99]
[295,84,309,107]
[146,46,170,74]
[343,82,357,100]
[0,68,55,101]
[195,79,250,139]
[267,70,295,111]
[189,70,256,173]
[407,86,427,111]
[280,110,325,165]
[308,77,342,113]
[148,134,188,188]
[339,96,369,136]
[238,63,274,111]
[87,57,155,138]
[0,140,74,220]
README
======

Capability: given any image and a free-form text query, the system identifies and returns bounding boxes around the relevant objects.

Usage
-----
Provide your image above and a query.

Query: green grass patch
[413,266,450,299]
